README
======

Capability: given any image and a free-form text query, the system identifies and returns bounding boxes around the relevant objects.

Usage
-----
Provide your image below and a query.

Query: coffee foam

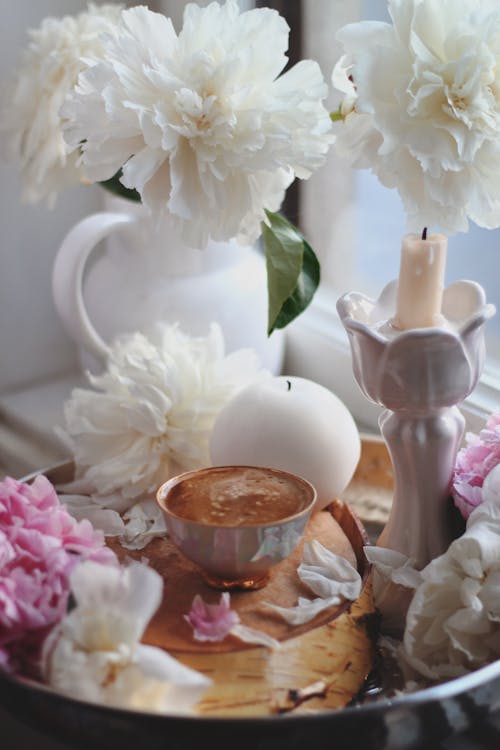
[166,467,312,526]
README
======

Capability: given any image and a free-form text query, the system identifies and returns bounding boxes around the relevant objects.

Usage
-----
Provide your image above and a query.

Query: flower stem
[330,107,344,122]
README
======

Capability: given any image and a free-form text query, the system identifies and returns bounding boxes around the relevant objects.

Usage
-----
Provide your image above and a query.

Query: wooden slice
[108,504,360,652]
[39,439,384,717]
[106,498,376,716]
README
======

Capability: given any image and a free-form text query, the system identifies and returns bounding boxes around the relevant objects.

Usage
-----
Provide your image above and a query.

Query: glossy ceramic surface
[337,278,496,633]
[337,278,495,412]
[52,196,285,375]
[157,466,317,589]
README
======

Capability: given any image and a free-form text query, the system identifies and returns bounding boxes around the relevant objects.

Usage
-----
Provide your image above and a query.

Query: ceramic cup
[156,465,317,590]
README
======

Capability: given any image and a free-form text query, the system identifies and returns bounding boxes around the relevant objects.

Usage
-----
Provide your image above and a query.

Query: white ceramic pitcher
[52,195,285,373]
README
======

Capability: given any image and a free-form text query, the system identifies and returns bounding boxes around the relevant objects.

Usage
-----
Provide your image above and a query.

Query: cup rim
[156,465,317,529]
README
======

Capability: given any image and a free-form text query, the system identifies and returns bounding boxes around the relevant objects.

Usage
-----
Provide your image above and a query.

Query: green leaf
[99,170,141,203]
[271,240,320,333]
[263,210,321,336]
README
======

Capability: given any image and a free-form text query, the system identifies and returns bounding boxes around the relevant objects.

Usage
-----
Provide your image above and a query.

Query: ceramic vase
[52,194,285,374]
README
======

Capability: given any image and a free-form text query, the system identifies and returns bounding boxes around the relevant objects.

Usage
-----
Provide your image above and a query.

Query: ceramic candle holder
[337,278,495,633]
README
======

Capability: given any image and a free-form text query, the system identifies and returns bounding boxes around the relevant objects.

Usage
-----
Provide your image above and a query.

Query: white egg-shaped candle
[209,376,361,512]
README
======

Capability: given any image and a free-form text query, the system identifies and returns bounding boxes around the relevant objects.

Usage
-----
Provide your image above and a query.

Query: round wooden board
[110,508,360,655]
[106,499,376,717]
[29,440,382,718]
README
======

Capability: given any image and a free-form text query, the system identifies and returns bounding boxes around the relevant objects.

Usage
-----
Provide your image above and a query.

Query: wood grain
[108,507,361,654]
[38,436,391,717]
[176,581,376,717]
[142,500,375,717]
[342,434,394,529]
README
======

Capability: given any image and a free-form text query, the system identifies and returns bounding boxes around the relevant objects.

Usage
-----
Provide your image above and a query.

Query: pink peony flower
[184,593,240,642]
[452,412,500,520]
[0,474,116,676]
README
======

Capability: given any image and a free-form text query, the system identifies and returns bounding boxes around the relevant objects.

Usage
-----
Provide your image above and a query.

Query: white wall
[158,0,254,29]
[0,0,105,393]
[0,0,258,396]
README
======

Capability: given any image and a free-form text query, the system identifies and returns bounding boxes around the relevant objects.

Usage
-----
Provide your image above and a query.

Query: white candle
[208,376,361,512]
[392,233,448,330]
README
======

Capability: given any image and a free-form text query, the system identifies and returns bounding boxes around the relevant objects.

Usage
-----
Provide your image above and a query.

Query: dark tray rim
[2,655,500,721]
[1,657,500,750]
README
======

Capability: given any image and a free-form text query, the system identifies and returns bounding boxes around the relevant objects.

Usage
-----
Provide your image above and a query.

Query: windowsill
[1,289,497,478]
[0,371,84,478]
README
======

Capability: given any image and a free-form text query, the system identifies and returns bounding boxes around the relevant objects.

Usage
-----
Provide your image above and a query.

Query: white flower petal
[66,561,163,650]
[299,539,362,601]
[230,624,280,650]
[480,463,500,510]
[121,147,167,197]
[364,545,422,591]
[263,539,360,626]
[265,595,342,627]
[120,500,167,550]
[130,643,212,713]
[60,494,126,536]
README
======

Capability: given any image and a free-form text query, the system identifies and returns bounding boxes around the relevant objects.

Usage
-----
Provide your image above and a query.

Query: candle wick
[422,227,428,241]
[286,380,292,391]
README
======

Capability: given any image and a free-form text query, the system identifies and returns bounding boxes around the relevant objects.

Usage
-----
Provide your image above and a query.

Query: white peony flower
[332,0,500,235]
[402,463,500,680]
[1,3,123,206]
[62,1,333,247]
[59,322,268,503]
[42,560,212,713]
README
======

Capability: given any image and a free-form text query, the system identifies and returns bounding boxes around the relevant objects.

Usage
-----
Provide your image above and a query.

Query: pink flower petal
[452,410,500,520]
[184,593,240,642]
[0,475,117,677]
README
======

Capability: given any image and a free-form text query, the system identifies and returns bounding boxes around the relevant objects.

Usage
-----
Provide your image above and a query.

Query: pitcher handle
[52,211,136,361]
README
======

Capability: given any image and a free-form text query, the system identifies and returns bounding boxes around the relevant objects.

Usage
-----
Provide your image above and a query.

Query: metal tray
[1,436,499,749]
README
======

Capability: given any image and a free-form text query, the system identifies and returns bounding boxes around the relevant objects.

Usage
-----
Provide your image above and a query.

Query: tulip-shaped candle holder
[337,234,495,632]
